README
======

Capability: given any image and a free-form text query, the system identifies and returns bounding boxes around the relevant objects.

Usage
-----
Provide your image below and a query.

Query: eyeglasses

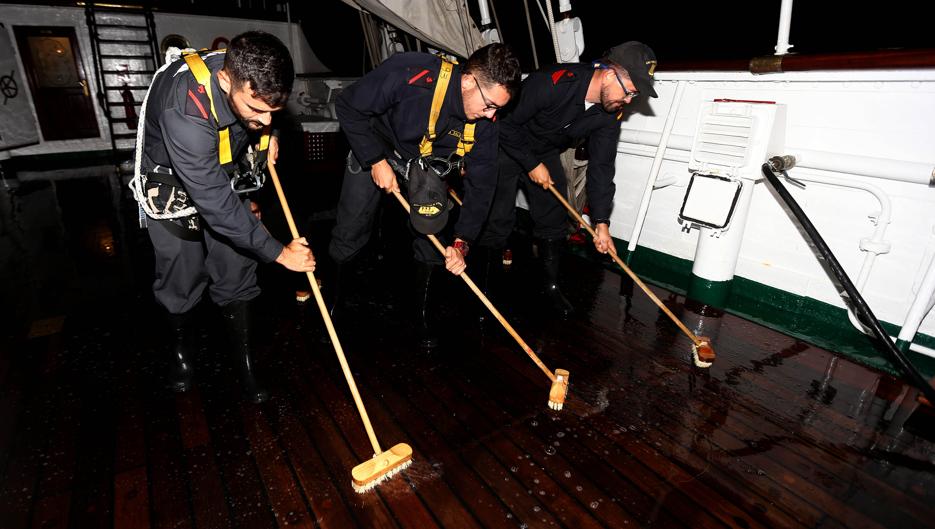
[611,69,639,100]
[598,64,639,100]
[472,74,502,112]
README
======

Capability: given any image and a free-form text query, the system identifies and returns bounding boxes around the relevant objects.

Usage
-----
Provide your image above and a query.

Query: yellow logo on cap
[418,205,441,216]
[646,60,657,77]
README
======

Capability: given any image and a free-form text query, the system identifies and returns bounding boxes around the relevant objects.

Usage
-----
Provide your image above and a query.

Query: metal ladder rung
[104,85,151,90]
[102,69,155,74]
[95,23,148,29]
[97,39,151,45]
[100,54,154,59]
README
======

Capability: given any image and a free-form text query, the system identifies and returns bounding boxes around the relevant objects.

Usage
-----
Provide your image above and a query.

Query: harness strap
[419,60,453,157]
[417,60,476,158]
[457,123,475,157]
[183,51,271,166]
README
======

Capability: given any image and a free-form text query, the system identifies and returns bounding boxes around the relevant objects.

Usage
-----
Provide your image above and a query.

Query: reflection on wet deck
[1,174,934,529]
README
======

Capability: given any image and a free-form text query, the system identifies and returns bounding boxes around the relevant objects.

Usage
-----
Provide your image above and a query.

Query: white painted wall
[0,4,326,158]
[0,5,111,156]
[614,70,935,338]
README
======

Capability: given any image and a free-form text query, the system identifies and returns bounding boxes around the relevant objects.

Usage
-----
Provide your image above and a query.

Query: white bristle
[351,458,412,494]
[692,347,713,369]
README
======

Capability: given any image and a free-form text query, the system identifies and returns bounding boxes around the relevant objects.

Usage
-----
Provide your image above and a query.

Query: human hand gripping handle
[593,223,616,255]
[276,237,316,272]
[528,163,553,189]
[371,159,400,193]
[444,244,467,275]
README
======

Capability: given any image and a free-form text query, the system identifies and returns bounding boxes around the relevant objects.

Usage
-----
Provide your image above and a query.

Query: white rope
[128,48,207,221]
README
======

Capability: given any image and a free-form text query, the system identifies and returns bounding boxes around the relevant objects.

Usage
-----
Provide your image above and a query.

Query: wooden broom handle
[391,190,556,383]
[545,185,705,347]
[268,162,384,456]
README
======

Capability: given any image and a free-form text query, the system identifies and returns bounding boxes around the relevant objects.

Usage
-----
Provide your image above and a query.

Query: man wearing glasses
[329,43,521,348]
[474,41,658,318]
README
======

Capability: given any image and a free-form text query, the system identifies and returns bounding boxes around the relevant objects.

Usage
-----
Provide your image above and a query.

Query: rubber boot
[538,238,575,318]
[220,300,269,403]
[165,311,194,392]
[415,261,440,350]
[470,246,505,328]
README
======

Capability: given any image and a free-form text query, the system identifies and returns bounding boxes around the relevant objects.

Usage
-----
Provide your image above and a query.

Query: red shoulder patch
[551,69,575,85]
[407,68,435,88]
[185,88,209,119]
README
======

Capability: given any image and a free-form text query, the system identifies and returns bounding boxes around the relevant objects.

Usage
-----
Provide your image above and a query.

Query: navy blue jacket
[141,51,283,263]
[335,52,500,243]
[499,62,622,225]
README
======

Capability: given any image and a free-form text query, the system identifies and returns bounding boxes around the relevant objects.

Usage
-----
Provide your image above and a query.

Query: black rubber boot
[165,311,194,393]
[415,261,440,350]
[470,246,504,328]
[538,238,575,318]
[220,300,269,403]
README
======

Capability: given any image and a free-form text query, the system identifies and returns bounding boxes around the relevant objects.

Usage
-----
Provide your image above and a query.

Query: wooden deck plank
[478,325,816,529]
[296,348,457,528]
[198,381,277,529]
[30,491,71,529]
[171,389,234,529]
[267,396,363,529]
[292,351,484,529]
[283,366,404,529]
[146,403,194,529]
[114,466,150,529]
[435,356,726,529]
[586,316,935,529]
[242,404,317,528]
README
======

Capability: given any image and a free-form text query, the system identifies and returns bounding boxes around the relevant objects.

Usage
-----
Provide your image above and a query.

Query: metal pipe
[761,161,935,405]
[627,81,686,252]
[896,252,935,357]
[778,170,932,355]
[775,0,794,55]
[543,0,561,63]
[616,131,935,186]
[521,0,539,70]
[477,0,492,26]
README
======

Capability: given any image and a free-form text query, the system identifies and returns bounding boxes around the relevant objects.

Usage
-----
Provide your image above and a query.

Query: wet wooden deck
[2,175,935,529]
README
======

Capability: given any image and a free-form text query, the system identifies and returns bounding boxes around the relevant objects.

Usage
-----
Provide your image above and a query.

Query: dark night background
[303,0,932,75]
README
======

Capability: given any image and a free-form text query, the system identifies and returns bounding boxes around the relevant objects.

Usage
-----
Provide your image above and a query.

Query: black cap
[408,159,450,235]
[602,41,658,98]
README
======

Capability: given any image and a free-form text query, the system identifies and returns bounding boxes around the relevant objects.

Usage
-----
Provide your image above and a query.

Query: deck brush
[692,337,716,368]
[269,161,412,492]
[351,443,414,493]
[543,185,718,368]
[392,190,569,410]
[549,369,570,410]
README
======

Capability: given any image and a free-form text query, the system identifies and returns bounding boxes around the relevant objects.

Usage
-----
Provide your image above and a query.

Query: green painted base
[567,236,935,379]
[895,339,912,355]
[687,275,732,308]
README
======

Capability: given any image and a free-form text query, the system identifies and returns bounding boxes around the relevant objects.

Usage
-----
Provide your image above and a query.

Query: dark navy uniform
[141,52,283,314]
[331,52,499,265]
[480,62,622,247]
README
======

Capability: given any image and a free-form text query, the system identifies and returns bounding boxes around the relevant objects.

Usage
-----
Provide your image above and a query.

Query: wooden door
[14,25,100,141]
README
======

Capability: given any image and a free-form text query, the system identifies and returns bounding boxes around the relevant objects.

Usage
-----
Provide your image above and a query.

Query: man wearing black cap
[330,43,521,348]
[475,41,658,318]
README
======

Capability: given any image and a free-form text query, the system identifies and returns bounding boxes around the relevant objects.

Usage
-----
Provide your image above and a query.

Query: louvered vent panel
[693,114,753,168]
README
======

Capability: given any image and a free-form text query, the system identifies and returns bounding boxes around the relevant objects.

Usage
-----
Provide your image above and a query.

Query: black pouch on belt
[144,168,203,241]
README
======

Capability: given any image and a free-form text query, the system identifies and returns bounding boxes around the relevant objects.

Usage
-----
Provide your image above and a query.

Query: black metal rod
[761,162,935,405]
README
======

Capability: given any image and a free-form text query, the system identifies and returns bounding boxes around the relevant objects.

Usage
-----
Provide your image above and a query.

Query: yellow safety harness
[183,51,270,170]
[418,59,475,158]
